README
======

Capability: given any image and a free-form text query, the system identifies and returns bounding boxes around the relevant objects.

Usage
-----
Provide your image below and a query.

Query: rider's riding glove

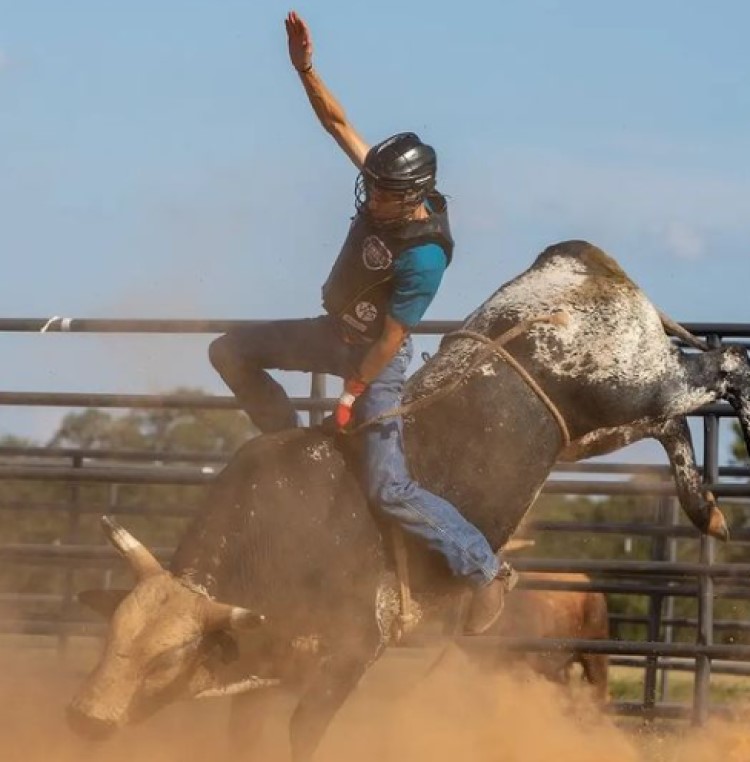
[334,378,367,431]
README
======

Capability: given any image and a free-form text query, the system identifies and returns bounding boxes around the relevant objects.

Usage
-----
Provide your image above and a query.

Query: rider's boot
[463,562,518,635]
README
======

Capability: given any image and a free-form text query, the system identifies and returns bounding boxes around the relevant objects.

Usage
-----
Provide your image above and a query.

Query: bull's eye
[146,640,199,674]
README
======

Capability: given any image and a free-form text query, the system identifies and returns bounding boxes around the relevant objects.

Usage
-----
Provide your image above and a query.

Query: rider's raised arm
[285,11,369,169]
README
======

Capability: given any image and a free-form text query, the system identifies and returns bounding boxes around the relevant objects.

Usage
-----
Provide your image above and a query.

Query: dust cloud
[1,642,749,762]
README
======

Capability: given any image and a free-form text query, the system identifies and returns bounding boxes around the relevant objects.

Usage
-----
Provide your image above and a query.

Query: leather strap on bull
[347,311,572,448]
[442,320,572,448]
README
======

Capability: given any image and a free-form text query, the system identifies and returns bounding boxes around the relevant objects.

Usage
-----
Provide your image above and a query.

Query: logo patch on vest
[355,301,378,323]
[361,236,393,271]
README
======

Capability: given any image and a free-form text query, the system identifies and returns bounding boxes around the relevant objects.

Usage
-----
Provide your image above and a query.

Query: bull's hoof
[707,502,729,542]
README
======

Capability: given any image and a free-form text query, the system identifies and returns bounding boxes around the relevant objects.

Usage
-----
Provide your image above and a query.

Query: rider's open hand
[285,10,313,72]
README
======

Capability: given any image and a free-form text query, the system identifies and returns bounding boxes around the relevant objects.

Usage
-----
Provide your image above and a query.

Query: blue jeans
[209,315,499,587]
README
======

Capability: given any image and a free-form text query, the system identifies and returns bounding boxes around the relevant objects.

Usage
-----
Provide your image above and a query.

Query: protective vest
[322,192,454,342]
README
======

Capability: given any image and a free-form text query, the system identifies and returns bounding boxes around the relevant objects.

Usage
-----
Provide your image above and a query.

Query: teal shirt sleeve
[389,242,448,328]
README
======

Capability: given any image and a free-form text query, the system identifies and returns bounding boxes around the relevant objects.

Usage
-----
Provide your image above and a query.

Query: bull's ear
[78,589,130,619]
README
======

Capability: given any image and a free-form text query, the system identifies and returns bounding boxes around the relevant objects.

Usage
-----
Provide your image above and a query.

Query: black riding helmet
[354,132,437,220]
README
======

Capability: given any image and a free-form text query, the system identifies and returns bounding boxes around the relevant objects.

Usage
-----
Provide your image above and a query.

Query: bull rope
[347,311,572,448]
[346,312,572,630]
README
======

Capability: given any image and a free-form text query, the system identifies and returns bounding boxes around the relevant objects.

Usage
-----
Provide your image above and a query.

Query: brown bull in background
[493,573,609,703]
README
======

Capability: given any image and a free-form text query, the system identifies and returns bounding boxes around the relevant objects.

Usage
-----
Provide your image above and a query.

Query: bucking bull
[69,241,750,760]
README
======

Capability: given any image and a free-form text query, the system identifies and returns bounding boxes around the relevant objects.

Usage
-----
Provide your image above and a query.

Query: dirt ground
[1,637,750,762]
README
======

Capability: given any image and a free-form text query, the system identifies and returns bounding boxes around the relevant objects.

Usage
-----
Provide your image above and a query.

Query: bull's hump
[408,240,681,398]
[462,241,627,339]
[540,240,632,282]
[405,249,589,398]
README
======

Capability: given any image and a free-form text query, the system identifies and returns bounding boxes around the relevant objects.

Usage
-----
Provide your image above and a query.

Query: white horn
[203,600,266,632]
[101,516,163,580]
[503,538,535,553]
[195,676,280,699]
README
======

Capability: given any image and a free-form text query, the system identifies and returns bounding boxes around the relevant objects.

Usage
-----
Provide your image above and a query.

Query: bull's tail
[580,590,610,702]
[658,310,708,352]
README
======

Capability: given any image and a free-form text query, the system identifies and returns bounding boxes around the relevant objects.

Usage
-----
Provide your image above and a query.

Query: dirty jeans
[209,315,499,587]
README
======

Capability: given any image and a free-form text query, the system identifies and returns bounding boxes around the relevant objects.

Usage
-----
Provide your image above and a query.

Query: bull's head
[67,517,275,739]
[721,345,750,459]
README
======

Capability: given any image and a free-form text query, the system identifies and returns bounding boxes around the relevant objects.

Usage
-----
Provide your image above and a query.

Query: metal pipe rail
[610,614,750,632]
[457,636,750,661]
[0,318,466,334]
[2,463,750,505]
[0,544,171,564]
[2,317,749,338]
[0,445,230,463]
[2,445,749,480]
[518,577,750,601]
[7,497,750,535]
[5,546,750,600]
[0,499,202,517]
[0,391,737,420]
[1,444,747,472]
[1,544,741,577]
[529,521,750,539]
[0,391,330,411]
[611,657,750,678]
[514,558,750,578]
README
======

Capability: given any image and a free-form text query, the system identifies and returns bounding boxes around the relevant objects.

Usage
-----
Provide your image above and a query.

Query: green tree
[48,387,254,453]
[0,390,255,609]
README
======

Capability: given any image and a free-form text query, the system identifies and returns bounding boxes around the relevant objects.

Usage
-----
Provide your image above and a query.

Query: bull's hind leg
[655,417,728,540]
[288,611,384,762]
[560,416,728,540]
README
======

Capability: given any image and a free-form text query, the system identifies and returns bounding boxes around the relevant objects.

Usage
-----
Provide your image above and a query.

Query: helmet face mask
[354,132,437,226]
[355,174,425,226]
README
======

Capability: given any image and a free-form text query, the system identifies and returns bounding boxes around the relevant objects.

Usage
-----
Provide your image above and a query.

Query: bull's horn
[503,538,535,553]
[195,676,280,699]
[203,600,266,632]
[100,516,163,580]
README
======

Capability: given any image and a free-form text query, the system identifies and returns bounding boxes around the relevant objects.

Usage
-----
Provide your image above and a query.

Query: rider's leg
[357,337,502,588]
[209,316,358,433]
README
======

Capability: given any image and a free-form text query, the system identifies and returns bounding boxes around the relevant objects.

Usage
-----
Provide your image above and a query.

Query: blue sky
[1,0,748,458]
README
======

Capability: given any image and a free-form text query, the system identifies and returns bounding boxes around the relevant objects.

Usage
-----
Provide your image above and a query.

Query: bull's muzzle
[66,704,118,740]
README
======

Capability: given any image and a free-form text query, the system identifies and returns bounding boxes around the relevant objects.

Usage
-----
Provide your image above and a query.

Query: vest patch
[355,301,378,323]
[361,236,393,271]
